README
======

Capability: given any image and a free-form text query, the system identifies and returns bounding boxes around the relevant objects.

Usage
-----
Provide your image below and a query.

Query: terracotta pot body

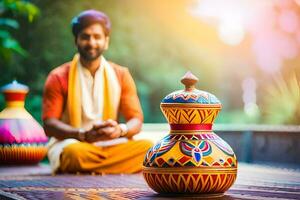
[0,81,48,164]
[143,72,237,196]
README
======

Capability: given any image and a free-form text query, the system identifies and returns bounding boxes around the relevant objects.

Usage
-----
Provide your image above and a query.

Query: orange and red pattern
[143,170,237,194]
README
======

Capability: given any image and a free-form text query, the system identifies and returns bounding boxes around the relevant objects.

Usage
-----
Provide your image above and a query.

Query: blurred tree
[0,0,39,62]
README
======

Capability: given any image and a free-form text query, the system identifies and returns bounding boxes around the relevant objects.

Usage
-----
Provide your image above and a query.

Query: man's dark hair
[71,10,111,38]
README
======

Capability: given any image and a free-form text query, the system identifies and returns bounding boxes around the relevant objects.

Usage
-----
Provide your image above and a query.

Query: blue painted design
[180,141,212,157]
[192,148,202,162]
[145,135,176,164]
[161,89,220,104]
[199,141,212,156]
[1,80,28,92]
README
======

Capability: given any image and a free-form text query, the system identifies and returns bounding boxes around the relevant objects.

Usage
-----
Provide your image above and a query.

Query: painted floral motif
[179,141,212,163]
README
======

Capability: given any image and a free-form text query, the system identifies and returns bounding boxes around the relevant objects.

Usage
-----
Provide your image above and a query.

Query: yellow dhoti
[59,140,153,174]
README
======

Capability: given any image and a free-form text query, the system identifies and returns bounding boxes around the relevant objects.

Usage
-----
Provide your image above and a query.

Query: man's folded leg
[59,139,153,174]
[59,142,107,173]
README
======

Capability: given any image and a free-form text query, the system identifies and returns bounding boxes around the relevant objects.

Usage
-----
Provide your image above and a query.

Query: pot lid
[1,80,29,93]
[161,71,221,105]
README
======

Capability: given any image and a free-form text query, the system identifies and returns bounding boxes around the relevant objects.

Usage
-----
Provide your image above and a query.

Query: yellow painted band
[6,101,25,107]
[3,90,28,93]
[160,103,222,108]
[142,166,237,174]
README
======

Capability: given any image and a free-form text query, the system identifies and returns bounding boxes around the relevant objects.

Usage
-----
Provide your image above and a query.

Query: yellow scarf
[67,54,121,128]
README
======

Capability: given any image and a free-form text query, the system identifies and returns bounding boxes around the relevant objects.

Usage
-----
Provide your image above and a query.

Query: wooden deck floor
[0,163,299,200]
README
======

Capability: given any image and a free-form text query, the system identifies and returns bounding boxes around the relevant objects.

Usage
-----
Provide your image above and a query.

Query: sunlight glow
[190,0,254,46]
[191,0,300,74]
[218,21,244,45]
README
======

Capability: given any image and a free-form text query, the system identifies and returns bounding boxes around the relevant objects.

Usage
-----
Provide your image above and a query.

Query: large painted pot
[0,81,48,164]
[143,72,237,197]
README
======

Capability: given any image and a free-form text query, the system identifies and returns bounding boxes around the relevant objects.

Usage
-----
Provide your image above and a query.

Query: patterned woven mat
[0,163,299,200]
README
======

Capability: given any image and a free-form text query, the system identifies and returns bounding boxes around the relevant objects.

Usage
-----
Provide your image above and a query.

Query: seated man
[42,10,153,174]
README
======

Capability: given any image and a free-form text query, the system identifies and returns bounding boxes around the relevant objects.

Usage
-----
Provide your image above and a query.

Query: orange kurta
[43,61,143,123]
[43,61,152,173]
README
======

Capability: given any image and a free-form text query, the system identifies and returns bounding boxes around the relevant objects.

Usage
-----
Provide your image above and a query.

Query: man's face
[76,23,109,61]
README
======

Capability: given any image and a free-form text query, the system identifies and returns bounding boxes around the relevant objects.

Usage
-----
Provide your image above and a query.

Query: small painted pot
[143,72,237,197]
[0,80,48,164]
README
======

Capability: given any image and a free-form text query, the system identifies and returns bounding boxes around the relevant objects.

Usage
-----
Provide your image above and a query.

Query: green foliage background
[1,0,215,123]
[1,0,299,125]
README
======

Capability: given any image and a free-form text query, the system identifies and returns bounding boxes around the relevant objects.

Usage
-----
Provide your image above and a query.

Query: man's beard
[78,46,103,61]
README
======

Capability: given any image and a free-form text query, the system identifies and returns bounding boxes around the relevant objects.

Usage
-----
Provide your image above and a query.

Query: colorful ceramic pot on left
[0,80,48,164]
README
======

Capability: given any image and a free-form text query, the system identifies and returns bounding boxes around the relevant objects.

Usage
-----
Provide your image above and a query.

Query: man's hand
[93,119,122,140]
[83,129,104,143]
[43,117,141,143]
